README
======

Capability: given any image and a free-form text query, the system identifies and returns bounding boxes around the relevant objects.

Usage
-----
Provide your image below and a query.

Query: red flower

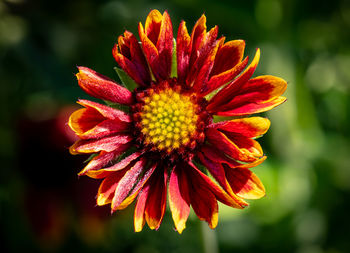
[69,9,287,233]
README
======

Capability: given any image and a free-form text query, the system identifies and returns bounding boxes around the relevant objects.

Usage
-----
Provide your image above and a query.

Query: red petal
[213,75,287,116]
[113,31,151,86]
[198,146,266,202]
[78,146,130,176]
[139,23,159,77]
[145,9,163,44]
[209,117,270,138]
[134,185,149,232]
[117,163,157,211]
[205,128,263,163]
[169,165,191,234]
[145,168,168,230]
[176,21,191,84]
[189,175,218,229]
[202,57,248,96]
[113,52,146,86]
[207,48,260,111]
[139,10,173,81]
[191,33,222,92]
[85,151,142,179]
[210,40,245,77]
[197,150,236,197]
[195,152,248,208]
[200,144,240,167]
[97,158,156,211]
[216,97,287,116]
[69,108,104,135]
[189,14,207,63]
[156,11,173,79]
[187,26,219,88]
[187,162,247,209]
[96,170,127,206]
[183,163,218,228]
[201,144,267,169]
[111,158,147,212]
[225,167,265,199]
[235,156,267,169]
[69,107,130,139]
[76,66,133,105]
[77,100,131,122]
[69,134,132,154]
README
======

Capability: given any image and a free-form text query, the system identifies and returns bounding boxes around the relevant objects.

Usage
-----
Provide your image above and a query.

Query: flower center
[140,88,198,152]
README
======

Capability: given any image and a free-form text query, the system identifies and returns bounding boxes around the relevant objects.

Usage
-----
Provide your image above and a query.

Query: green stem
[200,222,219,253]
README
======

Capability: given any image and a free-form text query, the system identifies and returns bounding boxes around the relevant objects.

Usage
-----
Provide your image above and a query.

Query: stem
[200,222,219,253]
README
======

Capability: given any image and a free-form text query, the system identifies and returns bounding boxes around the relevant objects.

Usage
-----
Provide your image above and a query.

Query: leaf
[84,153,99,163]
[114,67,138,91]
[103,100,130,113]
[171,38,177,78]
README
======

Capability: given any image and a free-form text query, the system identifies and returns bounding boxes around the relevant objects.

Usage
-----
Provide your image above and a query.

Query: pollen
[140,88,198,152]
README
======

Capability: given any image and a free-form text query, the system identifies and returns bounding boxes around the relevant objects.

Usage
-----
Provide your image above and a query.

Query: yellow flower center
[140,88,198,152]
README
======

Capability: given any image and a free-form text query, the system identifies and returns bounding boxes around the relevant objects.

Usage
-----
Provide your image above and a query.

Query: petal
[188,162,247,209]
[116,163,157,211]
[156,11,173,78]
[189,177,218,229]
[209,117,270,138]
[216,97,287,116]
[145,168,168,230]
[139,23,159,78]
[187,26,219,89]
[97,157,155,210]
[85,151,142,179]
[78,146,130,176]
[76,66,133,105]
[195,153,248,208]
[189,14,207,61]
[96,170,127,206]
[134,166,166,232]
[183,163,218,228]
[205,128,263,162]
[77,100,131,122]
[111,158,147,212]
[134,185,149,232]
[191,33,222,92]
[68,108,130,139]
[69,108,105,136]
[207,48,260,111]
[69,134,132,154]
[113,52,147,86]
[145,9,163,44]
[201,144,267,169]
[198,146,266,202]
[169,165,191,234]
[235,156,267,169]
[113,31,151,86]
[139,10,173,81]
[176,21,191,84]
[214,75,287,116]
[202,57,248,96]
[210,40,245,77]
[225,167,265,199]
[197,151,236,197]
[200,144,241,168]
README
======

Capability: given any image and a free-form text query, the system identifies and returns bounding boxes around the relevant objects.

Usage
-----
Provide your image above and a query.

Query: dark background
[1,0,350,252]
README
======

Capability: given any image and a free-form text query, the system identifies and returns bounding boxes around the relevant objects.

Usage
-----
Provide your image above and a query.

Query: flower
[68,9,287,233]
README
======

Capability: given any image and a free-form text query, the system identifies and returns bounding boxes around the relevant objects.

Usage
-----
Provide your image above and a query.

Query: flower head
[69,9,287,233]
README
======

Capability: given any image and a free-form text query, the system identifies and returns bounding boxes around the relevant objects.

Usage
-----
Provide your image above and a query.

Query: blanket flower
[68,9,287,233]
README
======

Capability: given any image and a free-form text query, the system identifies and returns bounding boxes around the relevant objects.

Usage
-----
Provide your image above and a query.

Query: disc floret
[131,80,208,157]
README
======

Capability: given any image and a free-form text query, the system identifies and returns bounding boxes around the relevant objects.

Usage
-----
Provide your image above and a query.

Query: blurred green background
[1,0,350,252]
